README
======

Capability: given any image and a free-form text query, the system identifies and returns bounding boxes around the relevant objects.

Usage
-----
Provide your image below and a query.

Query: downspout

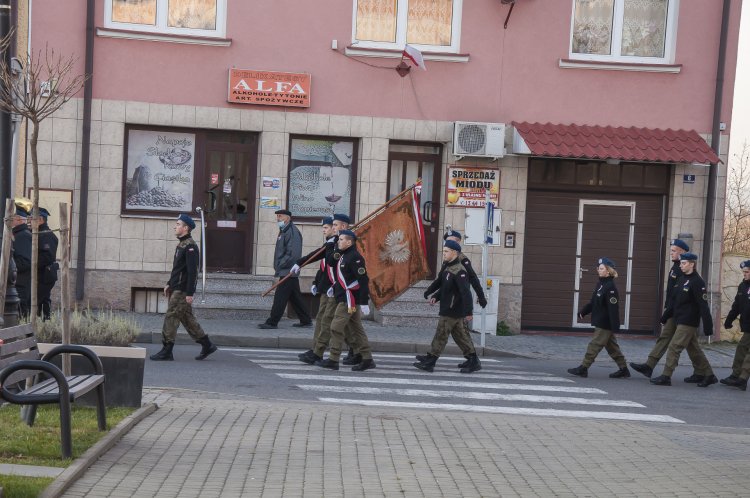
[701,0,730,287]
[75,0,94,301]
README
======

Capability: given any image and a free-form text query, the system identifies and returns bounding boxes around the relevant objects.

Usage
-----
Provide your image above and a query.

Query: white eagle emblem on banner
[379,229,411,264]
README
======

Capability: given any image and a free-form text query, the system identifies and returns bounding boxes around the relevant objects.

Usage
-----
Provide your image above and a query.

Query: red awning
[512,122,720,165]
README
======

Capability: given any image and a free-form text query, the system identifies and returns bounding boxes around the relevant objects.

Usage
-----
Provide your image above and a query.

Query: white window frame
[104,0,227,39]
[568,0,679,64]
[351,0,463,54]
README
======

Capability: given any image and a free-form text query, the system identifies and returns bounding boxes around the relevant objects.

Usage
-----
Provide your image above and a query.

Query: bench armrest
[0,359,69,404]
[41,345,104,375]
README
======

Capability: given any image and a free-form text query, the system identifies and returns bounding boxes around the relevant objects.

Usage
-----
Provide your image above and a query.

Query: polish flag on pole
[402,44,427,70]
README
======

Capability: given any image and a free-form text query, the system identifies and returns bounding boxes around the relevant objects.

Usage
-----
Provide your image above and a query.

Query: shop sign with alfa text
[446,166,500,208]
[228,69,311,108]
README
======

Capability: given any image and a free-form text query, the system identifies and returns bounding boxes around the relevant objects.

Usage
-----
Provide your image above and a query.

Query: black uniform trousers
[38,282,54,320]
[266,276,311,326]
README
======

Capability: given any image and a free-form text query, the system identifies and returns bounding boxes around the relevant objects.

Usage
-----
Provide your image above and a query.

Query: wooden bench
[0,323,106,459]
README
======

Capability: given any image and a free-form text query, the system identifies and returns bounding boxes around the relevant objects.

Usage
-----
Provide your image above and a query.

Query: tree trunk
[60,202,71,375]
[30,119,39,329]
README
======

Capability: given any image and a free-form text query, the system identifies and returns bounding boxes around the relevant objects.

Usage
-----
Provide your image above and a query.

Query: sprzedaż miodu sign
[446,166,500,207]
[228,69,311,107]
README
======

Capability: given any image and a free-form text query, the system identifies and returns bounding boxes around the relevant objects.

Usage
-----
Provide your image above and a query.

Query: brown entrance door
[387,143,442,277]
[203,141,257,272]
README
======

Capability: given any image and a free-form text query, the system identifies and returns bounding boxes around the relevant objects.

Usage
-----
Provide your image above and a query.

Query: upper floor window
[353,0,463,53]
[569,0,678,64]
[105,0,227,38]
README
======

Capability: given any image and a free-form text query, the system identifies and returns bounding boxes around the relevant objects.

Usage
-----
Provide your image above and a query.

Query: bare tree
[724,141,750,255]
[0,30,88,327]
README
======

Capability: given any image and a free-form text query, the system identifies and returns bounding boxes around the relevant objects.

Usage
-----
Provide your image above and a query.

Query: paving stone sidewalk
[61,390,750,497]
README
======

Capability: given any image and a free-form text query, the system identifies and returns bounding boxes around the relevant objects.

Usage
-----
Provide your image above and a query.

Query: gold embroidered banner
[355,187,429,309]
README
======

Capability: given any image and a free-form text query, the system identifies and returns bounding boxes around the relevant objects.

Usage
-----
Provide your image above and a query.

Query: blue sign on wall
[683,174,696,184]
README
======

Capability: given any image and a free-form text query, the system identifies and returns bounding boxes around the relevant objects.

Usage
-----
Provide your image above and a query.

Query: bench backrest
[0,324,39,387]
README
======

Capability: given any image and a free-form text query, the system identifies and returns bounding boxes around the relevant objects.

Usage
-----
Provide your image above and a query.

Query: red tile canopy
[512,122,720,165]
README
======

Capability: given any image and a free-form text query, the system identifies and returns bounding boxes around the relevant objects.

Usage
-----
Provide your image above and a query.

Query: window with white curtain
[353,0,463,53]
[105,0,227,38]
[569,0,679,63]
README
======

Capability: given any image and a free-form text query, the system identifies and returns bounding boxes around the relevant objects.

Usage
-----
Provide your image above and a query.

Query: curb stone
[40,403,158,498]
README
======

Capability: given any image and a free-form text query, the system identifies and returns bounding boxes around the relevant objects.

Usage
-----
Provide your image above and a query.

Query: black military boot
[629,362,653,378]
[343,353,363,366]
[697,374,718,387]
[567,365,588,378]
[351,359,376,372]
[609,367,631,378]
[298,350,314,361]
[457,355,470,368]
[150,342,174,361]
[195,336,218,360]
[299,351,322,364]
[733,378,748,391]
[413,354,438,372]
[650,375,672,386]
[683,373,705,383]
[314,358,339,370]
[415,353,430,363]
[459,354,481,374]
[720,374,739,385]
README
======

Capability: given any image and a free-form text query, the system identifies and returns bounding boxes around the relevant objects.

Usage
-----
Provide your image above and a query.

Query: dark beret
[680,252,698,261]
[741,260,750,269]
[333,213,351,224]
[39,208,50,219]
[321,216,333,226]
[443,230,462,240]
[671,239,689,252]
[338,229,357,240]
[598,257,616,269]
[275,209,292,216]
[444,240,461,252]
[177,213,196,230]
[15,207,29,217]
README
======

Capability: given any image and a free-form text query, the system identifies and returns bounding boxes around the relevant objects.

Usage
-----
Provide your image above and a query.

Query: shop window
[287,136,358,221]
[353,0,463,53]
[569,0,678,64]
[105,0,227,38]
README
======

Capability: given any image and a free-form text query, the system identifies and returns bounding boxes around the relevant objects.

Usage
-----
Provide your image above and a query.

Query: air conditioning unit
[453,121,506,159]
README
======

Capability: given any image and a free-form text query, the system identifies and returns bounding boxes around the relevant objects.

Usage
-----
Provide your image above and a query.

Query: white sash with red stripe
[336,258,360,309]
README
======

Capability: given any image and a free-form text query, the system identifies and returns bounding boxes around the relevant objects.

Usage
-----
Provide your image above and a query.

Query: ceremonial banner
[355,186,429,309]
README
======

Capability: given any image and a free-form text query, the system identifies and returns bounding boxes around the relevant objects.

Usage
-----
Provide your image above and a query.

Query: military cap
[680,252,698,261]
[444,239,461,252]
[39,208,50,219]
[741,260,750,269]
[15,206,29,217]
[671,239,690,252]
[598,257,616,269]
[274,209,292,216]
[321,216,333,226]
[443,230,462,240]
[333,213,351,224]
[177,213,196,230]
[338,229,357,240]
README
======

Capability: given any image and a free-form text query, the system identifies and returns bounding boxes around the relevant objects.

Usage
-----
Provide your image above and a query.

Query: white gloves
[311,285,318,296]
[360,305,370,316]
[327,287,334,297]
[290,264,301,275]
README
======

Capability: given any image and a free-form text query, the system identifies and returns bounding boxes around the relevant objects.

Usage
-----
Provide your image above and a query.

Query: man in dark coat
[37,208,59,321]
[11,206,31,318]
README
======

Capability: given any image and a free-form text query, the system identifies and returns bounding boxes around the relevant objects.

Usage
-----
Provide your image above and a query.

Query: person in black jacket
[414,239,481,373]
[150,214,217,362]
[720,259,750,390]
[568,258,629,378]
[37,208,59,321]
[651,252,717,387]
[630,239,705,381]
[436,230,488,309]
[11,205,31,318]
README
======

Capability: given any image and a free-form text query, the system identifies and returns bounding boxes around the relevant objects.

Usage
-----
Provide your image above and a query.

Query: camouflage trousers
[646,318,704,371]
[731,332,750,379]
[429,316,476,358]
[581,327,626,368]
[662,324,714,377]
[161,290,206,343]
[328,303,372,361]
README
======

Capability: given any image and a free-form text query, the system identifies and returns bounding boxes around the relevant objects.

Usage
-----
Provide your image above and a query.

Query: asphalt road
[141,343,749,429]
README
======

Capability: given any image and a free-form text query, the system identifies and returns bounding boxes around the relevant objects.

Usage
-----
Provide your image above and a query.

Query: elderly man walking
[258,208,312,329]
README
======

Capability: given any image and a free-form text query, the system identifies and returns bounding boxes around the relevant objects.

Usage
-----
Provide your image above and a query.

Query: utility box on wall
[464,208,501,246]
[469,276,500,335]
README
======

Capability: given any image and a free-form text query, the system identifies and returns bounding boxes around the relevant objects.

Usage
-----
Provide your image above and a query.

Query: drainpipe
[75,0,94,301]
[701,0,730,286]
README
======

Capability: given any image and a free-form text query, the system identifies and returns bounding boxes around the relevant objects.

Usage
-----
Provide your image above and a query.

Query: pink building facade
[24,0,742,334]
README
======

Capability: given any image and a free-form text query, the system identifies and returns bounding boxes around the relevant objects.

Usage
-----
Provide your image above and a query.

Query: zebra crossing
[225,348,685,424]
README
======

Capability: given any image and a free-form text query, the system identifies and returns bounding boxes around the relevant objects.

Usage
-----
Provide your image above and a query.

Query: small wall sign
[683,174,696,184]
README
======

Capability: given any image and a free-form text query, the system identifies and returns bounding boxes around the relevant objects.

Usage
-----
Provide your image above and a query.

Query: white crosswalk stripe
[230,349,685,423]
